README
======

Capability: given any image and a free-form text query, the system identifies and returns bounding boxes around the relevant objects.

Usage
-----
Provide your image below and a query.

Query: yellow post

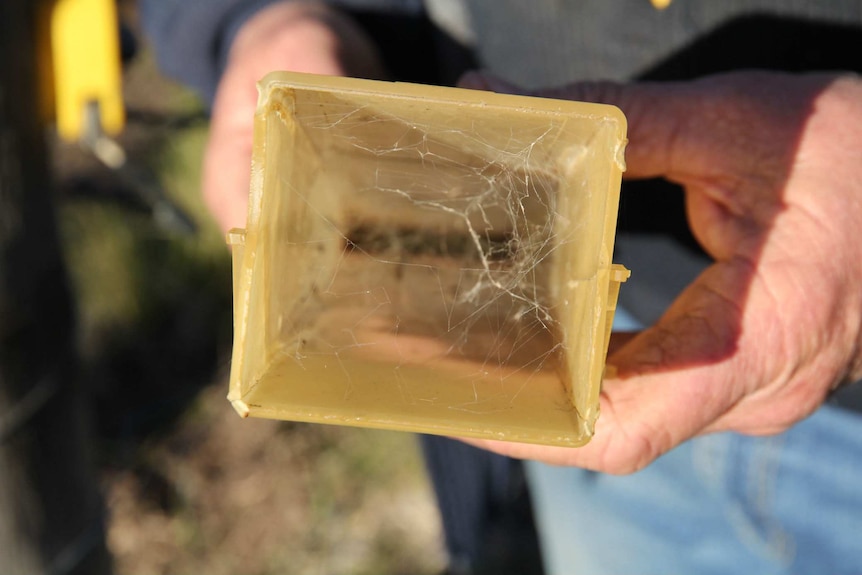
[50,0,124,140]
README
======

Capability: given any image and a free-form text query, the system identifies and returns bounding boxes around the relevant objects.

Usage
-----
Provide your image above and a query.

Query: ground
[103,387,444,575]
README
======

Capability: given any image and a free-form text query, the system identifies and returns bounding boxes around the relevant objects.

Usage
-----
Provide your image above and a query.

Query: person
[141,1,862,573]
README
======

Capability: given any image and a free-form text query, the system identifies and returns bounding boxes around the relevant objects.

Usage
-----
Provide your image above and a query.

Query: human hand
[458,71,862,473]
[204,1,383,232]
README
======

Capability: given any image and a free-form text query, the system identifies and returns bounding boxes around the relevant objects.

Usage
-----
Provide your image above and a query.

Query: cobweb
[270,95,594,413]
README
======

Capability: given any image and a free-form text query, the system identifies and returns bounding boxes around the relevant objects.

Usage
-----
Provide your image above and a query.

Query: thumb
[602,259,752,457]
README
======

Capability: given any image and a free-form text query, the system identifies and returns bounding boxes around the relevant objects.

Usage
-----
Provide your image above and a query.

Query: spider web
[267,93,597,414]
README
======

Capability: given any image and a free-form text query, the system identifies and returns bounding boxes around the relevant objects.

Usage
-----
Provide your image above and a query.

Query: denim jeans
[526,308,862,575]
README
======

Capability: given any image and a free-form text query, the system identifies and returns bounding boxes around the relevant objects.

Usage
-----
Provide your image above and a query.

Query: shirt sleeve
[139,0,430,105]
[138,0,283,105]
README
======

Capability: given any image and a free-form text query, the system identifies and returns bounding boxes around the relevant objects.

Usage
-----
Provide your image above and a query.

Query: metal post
[0,1,111,573]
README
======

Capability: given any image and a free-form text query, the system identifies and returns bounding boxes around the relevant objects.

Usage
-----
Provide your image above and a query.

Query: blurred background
[1,1,446,573]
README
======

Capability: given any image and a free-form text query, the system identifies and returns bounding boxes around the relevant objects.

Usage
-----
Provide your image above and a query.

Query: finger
[457,71,696,180]
[202,124,253,233]
[461,71,825,195]
[202,66,260,233]
[463,259,755,474]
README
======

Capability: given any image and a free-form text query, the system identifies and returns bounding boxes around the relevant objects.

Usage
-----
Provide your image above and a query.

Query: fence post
[0,1,112,573]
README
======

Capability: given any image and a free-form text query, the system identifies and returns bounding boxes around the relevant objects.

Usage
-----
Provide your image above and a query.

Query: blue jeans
[526,308,862,574]
[527,405,862,574]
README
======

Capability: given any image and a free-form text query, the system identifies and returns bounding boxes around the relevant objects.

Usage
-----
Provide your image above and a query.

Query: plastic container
[227,72,629,447]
